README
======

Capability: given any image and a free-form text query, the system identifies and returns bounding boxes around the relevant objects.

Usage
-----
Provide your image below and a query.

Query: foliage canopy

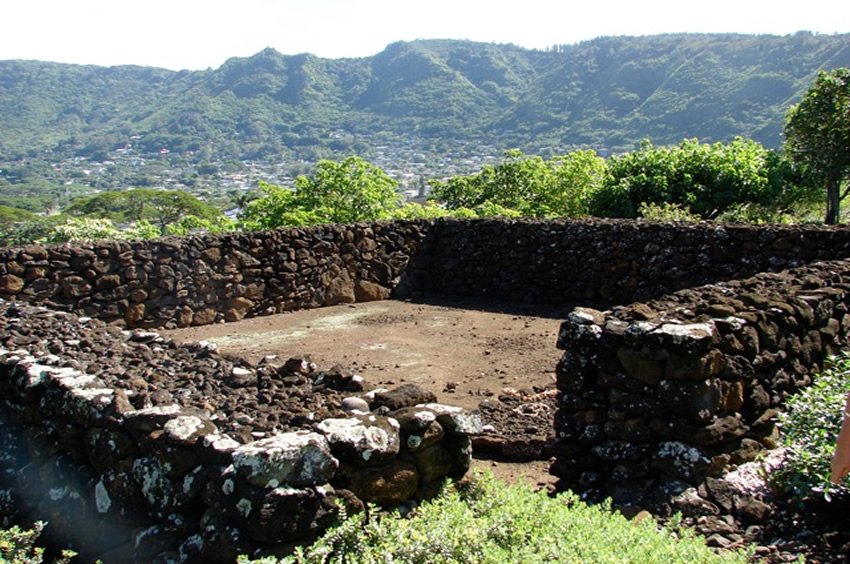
[241,156,401,228]
[784,68,850,224]
[429,149,606,218]
[588,138,817,220]
[66,188,223,233]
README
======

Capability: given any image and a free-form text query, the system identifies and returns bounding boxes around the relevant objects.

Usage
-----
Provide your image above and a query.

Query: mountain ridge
[1,33,849,161]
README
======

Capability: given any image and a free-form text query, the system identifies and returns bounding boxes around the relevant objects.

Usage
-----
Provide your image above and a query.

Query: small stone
[372,384,436,411]
[354,280,391,302]
[568,307,607,326]
[346,460,418,505]
[193,308,217,325]
[341,397,370,413]
[0,274,24,294]
[225,297,254,322]
[736,498,773,523]
[125,303,146,324]
[226,366,255,388]
[416,403,483,435]
[325,271,355,306]
[163,415,218,446]
[390,407,438,434]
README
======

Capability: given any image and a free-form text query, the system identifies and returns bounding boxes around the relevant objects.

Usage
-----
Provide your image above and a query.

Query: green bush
[638,202,701,222]
[429,149,607,218]
[0,522,75,564]
[771,353,850,502]
[243,472,747,563]
[590,138,816,220]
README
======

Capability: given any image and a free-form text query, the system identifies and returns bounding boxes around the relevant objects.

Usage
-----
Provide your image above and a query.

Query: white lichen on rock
[95,478,112,513]
[231,431,337,487]
[164,415,215,444]
[236,498,253,517]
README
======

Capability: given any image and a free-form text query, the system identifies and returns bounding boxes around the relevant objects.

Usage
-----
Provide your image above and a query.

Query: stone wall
[0,221,429,328]
[411,218,850,304]
[0,301,479,562]
[551,259,850,510]
[4,217,850,558]
[6,219,850,328]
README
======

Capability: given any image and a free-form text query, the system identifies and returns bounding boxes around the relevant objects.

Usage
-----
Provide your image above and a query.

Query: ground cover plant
[0,522,75,564]
[242,472,749,564]
[771,352,850,503]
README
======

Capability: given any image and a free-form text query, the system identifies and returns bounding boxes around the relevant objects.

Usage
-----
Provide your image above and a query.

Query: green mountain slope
[1,32,848,161]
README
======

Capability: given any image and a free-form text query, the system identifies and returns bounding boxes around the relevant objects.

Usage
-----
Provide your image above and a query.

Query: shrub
[590,138,816,220]
[242,472,747,563]
[0,522,75,564]
[638,202,701,222]
[771,353,850,503]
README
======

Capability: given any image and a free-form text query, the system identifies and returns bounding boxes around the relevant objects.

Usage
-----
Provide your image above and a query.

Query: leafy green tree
[637,202,701,222]
[293,156,402,224]
[240,157,402,229]
[239,182,319,229]
[391,201,453,220]
[66,191,143,222]
[0,205,37,226]
[548,150,609,216]
[0,219,57,247]
[429,149,606,218]
[166,214,237,236]
[138,190,221,233]
[590,138,814,219]
[784,68,850,224]
[66,189,223,233]
[44,217,159,243]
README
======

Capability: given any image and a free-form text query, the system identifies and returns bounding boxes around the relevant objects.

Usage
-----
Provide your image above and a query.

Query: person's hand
[830,392,850,484]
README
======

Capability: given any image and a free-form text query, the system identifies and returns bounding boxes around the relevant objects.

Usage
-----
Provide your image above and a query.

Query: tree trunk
[826,174,841,224]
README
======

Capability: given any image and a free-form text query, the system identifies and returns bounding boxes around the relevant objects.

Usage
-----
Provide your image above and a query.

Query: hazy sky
[2,0,848,70]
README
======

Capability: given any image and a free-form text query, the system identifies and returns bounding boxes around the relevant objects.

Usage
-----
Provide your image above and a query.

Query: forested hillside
[1,32,849,161]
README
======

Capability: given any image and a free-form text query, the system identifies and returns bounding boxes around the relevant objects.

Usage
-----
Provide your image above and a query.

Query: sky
[2,0,848,71]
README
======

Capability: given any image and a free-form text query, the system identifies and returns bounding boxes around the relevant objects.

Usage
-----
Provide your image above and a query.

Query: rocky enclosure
[0,302,480,561]
[3,217,850,561]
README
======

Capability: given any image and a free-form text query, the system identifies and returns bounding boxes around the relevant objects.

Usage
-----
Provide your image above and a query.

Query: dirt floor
[162,297,575,488]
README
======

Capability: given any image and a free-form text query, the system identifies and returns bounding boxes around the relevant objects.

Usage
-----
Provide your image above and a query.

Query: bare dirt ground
[162,297,575,488]
[161,299,850,560]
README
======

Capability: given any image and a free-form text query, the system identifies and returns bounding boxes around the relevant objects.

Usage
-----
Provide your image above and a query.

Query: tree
[137,190,220,233]
[589,138,814,220]
[240,157,402,229]
[294,156,402,224]
[65,189,223,233]
[784,68,850,224]
[429,149,606,218]
[0,205,37,226]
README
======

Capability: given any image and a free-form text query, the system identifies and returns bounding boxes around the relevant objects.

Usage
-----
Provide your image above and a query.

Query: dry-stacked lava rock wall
[412,218,850,304]
[0,301,479,562]
[552,259,850,509]
[5,219,850,327]
[0,221,428,328]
